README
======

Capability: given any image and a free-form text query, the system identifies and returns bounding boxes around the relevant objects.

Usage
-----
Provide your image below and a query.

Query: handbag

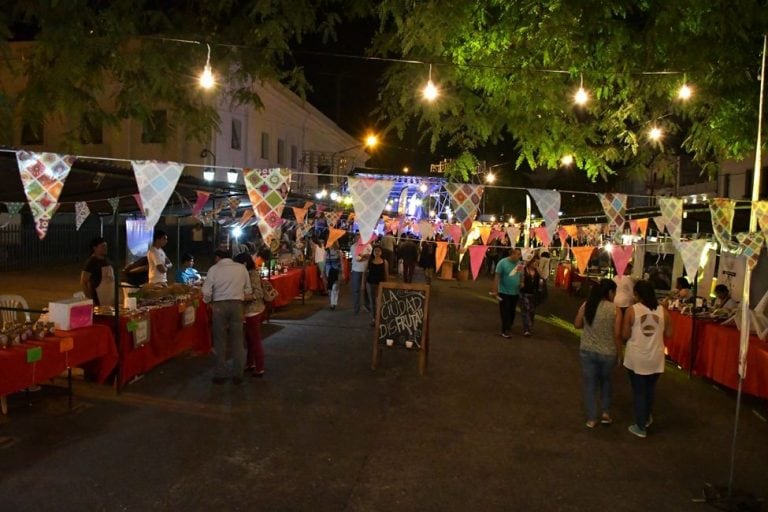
[262,280,279,303]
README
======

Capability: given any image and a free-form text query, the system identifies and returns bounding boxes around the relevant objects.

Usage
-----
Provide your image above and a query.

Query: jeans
[211,300,246,378]
[520,293,536,332]
[244,312,265,372]
[351,271,366,314]
[627,369,661,430]
[498,293,519,334]
[580,350,617,421]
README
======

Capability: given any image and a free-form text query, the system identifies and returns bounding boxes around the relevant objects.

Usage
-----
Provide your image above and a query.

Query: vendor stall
[268,268,304,308]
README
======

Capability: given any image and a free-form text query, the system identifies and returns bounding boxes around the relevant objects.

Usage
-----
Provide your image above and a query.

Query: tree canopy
[372,0,768,180]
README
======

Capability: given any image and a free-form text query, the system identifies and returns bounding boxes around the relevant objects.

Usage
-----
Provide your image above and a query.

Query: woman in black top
[365,246,389,325]
[519,259,542,336]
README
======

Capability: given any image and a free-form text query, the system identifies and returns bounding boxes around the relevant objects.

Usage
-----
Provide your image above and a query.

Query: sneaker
[500,332,511,338]
[585,420,598,428]
[601,413,613,425]
[523,331,532,337]
[645,415,653,428]
[628,424,647,438]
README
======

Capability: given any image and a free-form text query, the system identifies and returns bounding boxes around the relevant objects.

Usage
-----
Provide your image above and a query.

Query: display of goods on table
[0,321,57,349]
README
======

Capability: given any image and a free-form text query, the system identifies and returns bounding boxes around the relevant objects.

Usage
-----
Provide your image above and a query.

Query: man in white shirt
[202,249,253,384]
[147,230,172,285]
[350,235,372,314]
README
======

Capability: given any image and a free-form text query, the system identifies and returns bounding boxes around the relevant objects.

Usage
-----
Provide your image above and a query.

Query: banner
[243,168,291,242]
[468,245,488,280]
[444,183,484,233]
[126,218,153,259]
[709,198,736,248]
[292,207,308,225]
[658,197,683,241]
[674,239,708,282]
[107,196,120,213]
[326,227,345,248]
[348,177,395,244]
[571,246,595,274]
[598,193,627,232]
[191,191,210,218]
[489,228,504,244]
[239,209,254,227]
[610,245,634,277]
[75,201,90,230]
[435,241,448,272]
[564,225,579,238]
[528,188,560,242]
[228,196,240,217]
[131,160,184,231]
[16,151,76,239]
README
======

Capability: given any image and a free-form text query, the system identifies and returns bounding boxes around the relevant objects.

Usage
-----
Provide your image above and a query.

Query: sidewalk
[1,269,767,511]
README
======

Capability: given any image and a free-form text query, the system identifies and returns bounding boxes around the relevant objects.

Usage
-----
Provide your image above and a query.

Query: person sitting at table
[674,277,693,301]
[175,253,202,285]
[234,252,266,377]
[80,236,115,307]
[713,284,738,312]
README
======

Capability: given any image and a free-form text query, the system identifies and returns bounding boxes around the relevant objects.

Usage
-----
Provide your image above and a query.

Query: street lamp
[201,148,216,181]
[329,133,379,183]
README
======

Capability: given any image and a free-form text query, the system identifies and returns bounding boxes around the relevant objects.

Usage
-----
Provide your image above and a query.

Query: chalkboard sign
[372,282,430,374]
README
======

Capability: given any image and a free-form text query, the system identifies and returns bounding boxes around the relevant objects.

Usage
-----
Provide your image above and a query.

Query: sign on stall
[372,282,430,375]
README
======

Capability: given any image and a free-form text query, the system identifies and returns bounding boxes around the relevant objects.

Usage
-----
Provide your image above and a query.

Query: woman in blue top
[491,248,523,338]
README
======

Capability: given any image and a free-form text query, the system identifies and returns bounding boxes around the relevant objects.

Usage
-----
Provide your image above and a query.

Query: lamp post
[329,134,379,184]
[200,148,216,181]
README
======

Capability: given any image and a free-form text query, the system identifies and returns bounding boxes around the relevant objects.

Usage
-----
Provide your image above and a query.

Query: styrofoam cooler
[49,298,93,330]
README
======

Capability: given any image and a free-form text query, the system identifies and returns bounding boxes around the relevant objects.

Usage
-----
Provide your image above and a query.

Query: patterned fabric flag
[582,224,603,239]
[107,196,120,213]
[15,151,76,239]
[572,246,595,274]
[709,198,736,248]
[75,201,90,230]
[528,189,561,242]
[636,218,649,238]
[228,196,240,217]
[4,202,24,215]
[348,177,395,244]
[435,241,448,272]
[445,224,463,247]
[292,207,308,225]
[324,210,342,228]
[326,227,345,248]
[243,168,292,242]
[506,225,521,245]
[610,245,634,277]
[469,245,488,280]
[674,239,709,282]
[658,197,683,241]
[444,183,484,233]
[558,227,568,248]
[736,232,765,271]
[191,191,210,218]
[131,160,184,231]
[479,225,491,245]
[598,193,627,232]
[0,213,10,228]
[653,215,666,233]
[418,220,434,240]
[752,201,768,242]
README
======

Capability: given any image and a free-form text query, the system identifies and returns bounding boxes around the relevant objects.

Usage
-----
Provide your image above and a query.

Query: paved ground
[1,266,767,511]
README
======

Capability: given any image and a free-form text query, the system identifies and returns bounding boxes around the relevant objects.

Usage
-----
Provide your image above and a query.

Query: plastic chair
[0,294,31,324]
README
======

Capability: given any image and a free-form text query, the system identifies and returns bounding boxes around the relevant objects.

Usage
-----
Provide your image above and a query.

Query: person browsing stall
[148,229,172,285]
[80,237,115,307]
[176,253,202,285]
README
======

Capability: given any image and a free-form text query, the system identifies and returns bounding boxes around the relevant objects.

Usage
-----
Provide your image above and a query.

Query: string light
[422,64,439,102]
[678,74,693,100]
[403,166,409,173]
[648,126,664,141]
[574,74,589,106]
[560,154,574,167]
[365,134,378,148]
[199,44,215,89]
[485,172,496,184]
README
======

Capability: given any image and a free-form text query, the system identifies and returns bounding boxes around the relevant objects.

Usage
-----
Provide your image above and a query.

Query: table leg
[1,396,7,415]
[67,368,73,410]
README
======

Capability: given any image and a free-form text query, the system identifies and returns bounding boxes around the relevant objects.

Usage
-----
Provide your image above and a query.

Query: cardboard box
[49,298,93,331]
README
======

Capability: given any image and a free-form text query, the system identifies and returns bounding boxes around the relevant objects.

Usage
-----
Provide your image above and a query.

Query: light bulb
[485,173,495,184]
[203,169,215,181]
[330,191,339,201]
[423,80,439,102]
[419,183,428,193]
[560,154,574,167]
[365,134,378,148]
[678,83,692,100]
[231,226,242,238]
[227,169,238,183]
[199,64,215,89]
[649,127,663,141]
[574,86,589,106]
[403,166,409,173]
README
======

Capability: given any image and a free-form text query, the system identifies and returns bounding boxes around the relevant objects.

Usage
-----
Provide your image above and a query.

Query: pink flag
[435,241,448,272]
[572,246,595,274]
[535,226,551,247]
[489,229,504,244]
[629,219,638,236]
[133,193,144,214]
[558,227,568,248]
[445,224,463,246]
[610,245,634,277]
[469,245,488,280]
[192,191,210,218]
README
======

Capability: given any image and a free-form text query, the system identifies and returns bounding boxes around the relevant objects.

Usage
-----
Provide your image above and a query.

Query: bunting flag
[418,220,434,240]
[534,226,551,247]
[582,224,603,240]
[16,151,76,239]
[352,240,371,258]
[629,219,638,236]
[315,204,326,217]
[658,197,683,241]
[324,210,342,228]
[610,245,634,277]
[191,191,210,218]
[348,177,395,244]
[489,228,504,244]
[75,201,90,230]
[557,227,568,248]
[636,218,649,238]
[444,183,484,233]
[292,207,308,225]
[709,198,736,248]
[0,213,10,228]
[674,239,709,282]
[468,245,488,280]
[479,225,491,245]
[4,202,24,215]
[506,225,520,245]
[752,201,768,242]
[130,160,184,231]
[572,246,595,274]
[445,224,463,247]
[528,188,561,242]
[326,227,345,248]
[132,193,144,213]
[564,225,579,238]
[435,241,448,272]
[598,193,627,232]
[227,196,240,217]
[243,168,292,242]
[736,232,765,271]
[107,196,120,213]
[304,201,313,209]
[521,247,535,262]
[239,209,254,226]
[296,220,313,240]
[653,215,666,233]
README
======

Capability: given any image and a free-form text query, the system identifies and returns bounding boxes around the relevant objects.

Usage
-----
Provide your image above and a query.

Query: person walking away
[324,241,343,310]
[613,262,635,312]
[80,237,115,307]
[365,245,389,326]
[148,230,172,286]
[491,248,523,338]
[398,236,419,283]
[203,249,253,385]
[350,236,372,314]
[311,237,326,294]
[234,253,266,377]
[574,279,622,428]
[418,239,436,284]
[380,233,396,276]
[519,259,543,336]
[622,280,672,438]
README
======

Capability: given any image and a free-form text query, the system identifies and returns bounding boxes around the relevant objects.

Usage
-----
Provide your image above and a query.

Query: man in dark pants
[491,248,523,338]
[398,236,419,283]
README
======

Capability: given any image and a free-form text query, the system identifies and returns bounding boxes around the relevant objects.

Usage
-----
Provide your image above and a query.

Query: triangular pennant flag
[191,191,210,218]
[572,246,595,275]
[243,168,292,242]
[326,227,345,248]
[564,225,579,238]
[506,225,521,246]
[445,224,463,246]
[315,203,326,217]
[636,218,649,238]
[658,197,683,242]
[558,227,568,248]
[479,225,491,245]
[16,151,76,239]
[418,220,434,240]
[292,207,308,225]
[444,183,484,233]
[674,239,709,281]
[107,196,120,213]
[754,201,768,242]
[610,245,634,277]
[489,229,504,244]
[534,226,551,247]
[435,241,448,272]
[528,189,561,242]
[653,215,667,233]
[4,202,24,215]
[521,247,535,262]
[324,210,342,228]
[75,201,90,230]
[348,177,395,244]
[736,232,765,271]
[131,160,184,231]
[239,209,254,226]
[709,198,736,248]
[228,196,240,217]
[303,201,313,209]
[468,245,488,280]
[629,219,638,236]
[132,193,144,214]
[597,193,627,232]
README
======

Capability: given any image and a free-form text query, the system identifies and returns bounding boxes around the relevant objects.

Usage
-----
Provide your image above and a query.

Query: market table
[304,264,325,292]
[664,311,698,370]
[95,301,211,387]
[268,268,304,308]
[0,324,118,413]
